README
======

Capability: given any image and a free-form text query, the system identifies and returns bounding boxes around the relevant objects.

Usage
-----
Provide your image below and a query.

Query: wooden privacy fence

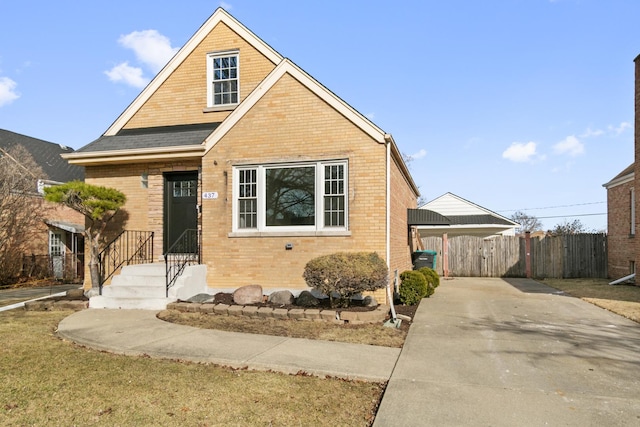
[421,234,607,279]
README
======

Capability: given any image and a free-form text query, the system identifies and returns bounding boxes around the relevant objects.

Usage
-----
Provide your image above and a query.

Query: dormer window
[207,51,239,108]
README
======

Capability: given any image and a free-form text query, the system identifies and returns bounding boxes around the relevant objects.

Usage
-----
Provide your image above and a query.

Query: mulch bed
[206,292,419,331]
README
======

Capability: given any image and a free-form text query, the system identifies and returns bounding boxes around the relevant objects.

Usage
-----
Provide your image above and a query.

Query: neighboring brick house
[603,164,634,280]
[0,129,85,280]
[64,8,419,302]
[604,53,640,282]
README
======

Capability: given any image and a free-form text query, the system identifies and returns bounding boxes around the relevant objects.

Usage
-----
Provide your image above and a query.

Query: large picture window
[207,51,239,107]
[233,161,347,233]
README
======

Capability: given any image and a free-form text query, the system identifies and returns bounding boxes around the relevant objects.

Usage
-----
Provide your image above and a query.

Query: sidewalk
[0,283,81,312]
[57,308,401,382]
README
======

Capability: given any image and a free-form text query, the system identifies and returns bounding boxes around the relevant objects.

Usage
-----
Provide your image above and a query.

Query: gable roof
[63,8,419,195]
[603,163,634,189]
[104,8,282,136]
[0,129,84,183]
[421,192,518,228]
[203,59,389,152]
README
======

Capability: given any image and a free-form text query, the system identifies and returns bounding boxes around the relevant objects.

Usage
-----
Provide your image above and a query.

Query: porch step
[89,263,208,310]
[90,263,172,310]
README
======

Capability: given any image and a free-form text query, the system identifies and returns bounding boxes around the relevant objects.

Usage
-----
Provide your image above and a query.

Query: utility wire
[497,201,605,212]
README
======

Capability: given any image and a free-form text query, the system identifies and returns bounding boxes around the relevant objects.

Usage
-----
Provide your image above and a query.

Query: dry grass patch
[157,310,407,348]
[538,278,640,323]
[0,310,384,426]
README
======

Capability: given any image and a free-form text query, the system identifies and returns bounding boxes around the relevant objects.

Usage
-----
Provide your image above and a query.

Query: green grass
[0,310,383,426]
[538,278,640,323]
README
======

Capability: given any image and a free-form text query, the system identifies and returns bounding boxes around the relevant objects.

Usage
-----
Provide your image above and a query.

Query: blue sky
[1,0,637,232]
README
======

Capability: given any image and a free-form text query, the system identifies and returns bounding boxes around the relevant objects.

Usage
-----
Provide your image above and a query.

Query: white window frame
[206,50,239,108]
[232,160,348,234]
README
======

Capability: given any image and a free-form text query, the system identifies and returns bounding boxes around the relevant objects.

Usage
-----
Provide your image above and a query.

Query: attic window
[207,51,239,108]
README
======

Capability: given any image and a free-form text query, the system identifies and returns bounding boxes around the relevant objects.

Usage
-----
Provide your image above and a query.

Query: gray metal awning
[45,220,85,234]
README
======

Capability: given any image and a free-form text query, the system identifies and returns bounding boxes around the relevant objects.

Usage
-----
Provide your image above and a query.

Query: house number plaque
[202,192,219,200]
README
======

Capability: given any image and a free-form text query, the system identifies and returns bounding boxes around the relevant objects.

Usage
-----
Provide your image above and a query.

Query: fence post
[443,233,449,278]
[525,231,532,278]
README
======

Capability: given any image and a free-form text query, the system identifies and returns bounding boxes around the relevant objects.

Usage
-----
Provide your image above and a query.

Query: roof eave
[63,145,205,166]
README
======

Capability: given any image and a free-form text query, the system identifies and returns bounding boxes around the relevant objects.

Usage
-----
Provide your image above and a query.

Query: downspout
[384,134,392,281]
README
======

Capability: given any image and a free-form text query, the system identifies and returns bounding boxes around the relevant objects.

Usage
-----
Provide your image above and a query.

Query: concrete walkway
[374,277,640,426]
[57,308,401,382]
[54,278,640,425]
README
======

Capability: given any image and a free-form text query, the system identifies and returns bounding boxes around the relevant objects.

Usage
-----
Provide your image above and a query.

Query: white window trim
[232,160,348,234]
[206,50,239,109]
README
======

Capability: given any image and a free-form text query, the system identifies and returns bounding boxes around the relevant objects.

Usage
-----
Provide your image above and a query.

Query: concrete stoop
[89,263,207,310]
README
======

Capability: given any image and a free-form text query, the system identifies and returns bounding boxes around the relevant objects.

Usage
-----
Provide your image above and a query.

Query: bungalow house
[64,8,420,308]
[0,129,85,280]
[414,192,519,238]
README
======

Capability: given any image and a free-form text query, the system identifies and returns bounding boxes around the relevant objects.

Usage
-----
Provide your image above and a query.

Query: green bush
[398,270,427,305]
[303,252,388,308]
[418,267,440,298]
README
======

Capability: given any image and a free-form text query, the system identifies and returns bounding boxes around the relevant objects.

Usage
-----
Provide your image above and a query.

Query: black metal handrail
[164,229,201,297]
[98,230,154,293]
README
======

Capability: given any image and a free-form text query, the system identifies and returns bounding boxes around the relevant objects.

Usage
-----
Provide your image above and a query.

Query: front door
[49,231,65,279]
[164,172,198,253]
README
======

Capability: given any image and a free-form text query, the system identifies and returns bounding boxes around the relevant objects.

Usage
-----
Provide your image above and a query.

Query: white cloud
[219,1,233,10]
[118,30,179,73]
[410,148,427,160]
[502,141,538,163]
[104,62,150,88]
[580,127,604,138]
[0,76,19,107]
[609,121,631,135]
[553,135,584,156]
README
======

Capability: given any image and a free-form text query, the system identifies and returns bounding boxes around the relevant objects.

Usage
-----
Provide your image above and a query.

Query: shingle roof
[0,129,84,182]
[446,214,515,226]
[77,123,221,153]
[407,209,451,226]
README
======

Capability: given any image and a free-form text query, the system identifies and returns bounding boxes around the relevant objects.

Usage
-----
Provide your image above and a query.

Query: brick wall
[635,55,640,274]
[389,151,418,277]
[607,179,635,278]
[124,22,277,129]
[201,73,391,292]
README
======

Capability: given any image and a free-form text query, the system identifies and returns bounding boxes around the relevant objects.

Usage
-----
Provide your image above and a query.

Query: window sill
[629,234,635,238]
[203,105,238,113]
[228,230,352,238]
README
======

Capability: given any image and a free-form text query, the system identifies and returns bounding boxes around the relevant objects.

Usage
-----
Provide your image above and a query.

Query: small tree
[510,211,543,233]
[44,181,126,294]
[0,145,45,284]
[551,219,586,235]
[303,252,388,308]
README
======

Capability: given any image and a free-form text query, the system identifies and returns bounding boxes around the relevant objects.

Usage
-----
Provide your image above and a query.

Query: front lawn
[0,310,383,426]
[538,278,640,323]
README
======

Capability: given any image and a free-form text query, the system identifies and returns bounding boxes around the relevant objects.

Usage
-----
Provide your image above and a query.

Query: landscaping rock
[296,290,319,307]
[233,284,263,305]
[186,293,214,303]
[363,295,378,307]
[268,290,294,305]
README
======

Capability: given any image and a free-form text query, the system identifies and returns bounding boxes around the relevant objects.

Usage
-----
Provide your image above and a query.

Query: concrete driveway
[374,277,640,426]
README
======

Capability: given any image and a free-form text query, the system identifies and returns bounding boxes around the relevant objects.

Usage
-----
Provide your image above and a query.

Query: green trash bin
[412,250,437,269]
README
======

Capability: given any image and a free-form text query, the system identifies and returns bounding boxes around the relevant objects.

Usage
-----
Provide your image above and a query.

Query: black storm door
[164,172,198,253]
